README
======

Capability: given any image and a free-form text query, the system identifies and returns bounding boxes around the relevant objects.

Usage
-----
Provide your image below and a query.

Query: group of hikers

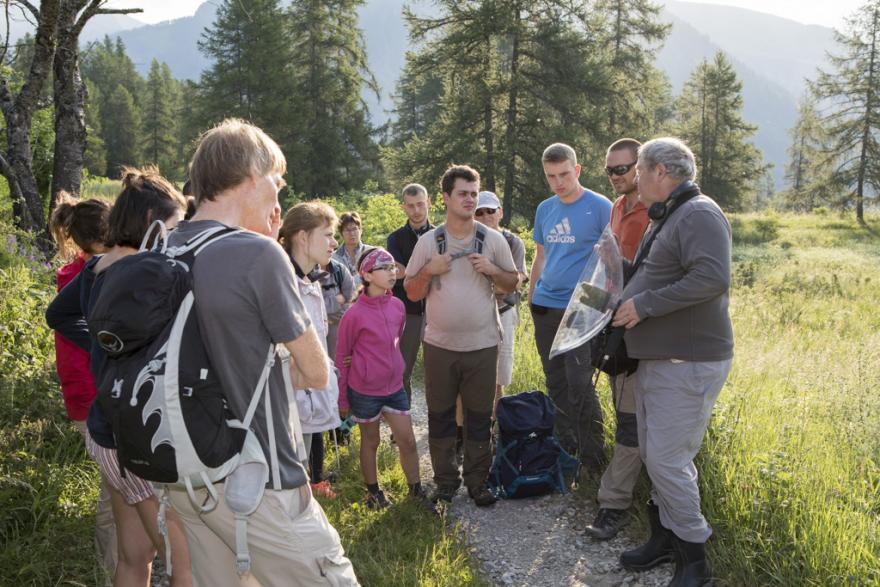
[44,117,733,587]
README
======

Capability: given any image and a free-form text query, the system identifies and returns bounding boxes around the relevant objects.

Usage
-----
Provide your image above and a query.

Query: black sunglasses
[605,162,637,177]
[475,208,497,217]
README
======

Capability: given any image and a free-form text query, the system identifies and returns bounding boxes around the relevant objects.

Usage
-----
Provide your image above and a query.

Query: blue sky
[109,0,864,29]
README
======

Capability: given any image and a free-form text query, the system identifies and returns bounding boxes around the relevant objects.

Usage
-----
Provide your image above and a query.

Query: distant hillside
[22,0,838,189]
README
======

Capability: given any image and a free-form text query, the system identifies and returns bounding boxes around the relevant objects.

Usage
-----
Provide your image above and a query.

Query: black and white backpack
[89,222,300,574]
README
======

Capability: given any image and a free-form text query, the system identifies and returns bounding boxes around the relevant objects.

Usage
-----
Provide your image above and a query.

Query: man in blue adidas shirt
[529,143,612,473]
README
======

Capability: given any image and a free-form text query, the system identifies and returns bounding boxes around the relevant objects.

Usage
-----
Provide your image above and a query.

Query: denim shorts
[347,387,411,423]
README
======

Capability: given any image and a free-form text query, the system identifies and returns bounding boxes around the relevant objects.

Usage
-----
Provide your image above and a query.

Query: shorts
[85,430,155,505]
[347,387,410,423]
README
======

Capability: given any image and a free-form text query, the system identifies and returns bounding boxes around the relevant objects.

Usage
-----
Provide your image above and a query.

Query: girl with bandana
[335,247,434,511]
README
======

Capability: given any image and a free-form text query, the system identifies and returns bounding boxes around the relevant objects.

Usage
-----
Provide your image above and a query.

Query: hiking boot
[467,484,498,507]
[409,485,440,515]
[668,535,713,586]
[585,507,630,540]
[364,489,392,510]
[620,501,674,571]
[430,484,459,504]
[310,480,337,499]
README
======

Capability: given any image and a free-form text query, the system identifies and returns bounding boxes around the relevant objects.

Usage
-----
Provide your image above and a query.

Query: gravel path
[404,387,673,587]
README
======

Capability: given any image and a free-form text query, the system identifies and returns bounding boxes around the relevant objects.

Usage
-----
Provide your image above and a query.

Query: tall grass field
[0,212,877,585]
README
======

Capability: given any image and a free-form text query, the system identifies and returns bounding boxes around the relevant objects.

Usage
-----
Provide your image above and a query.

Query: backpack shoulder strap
[502,229,515,251]
[473,224,487,255]
[434,225,447,255]
[331,260,344,289]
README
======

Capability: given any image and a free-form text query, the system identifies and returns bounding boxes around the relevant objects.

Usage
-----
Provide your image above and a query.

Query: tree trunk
[501,3,521,226]
[1,0,61,242]
[51,1,89,208]
[482,36,496,192]
[855,9,878,224]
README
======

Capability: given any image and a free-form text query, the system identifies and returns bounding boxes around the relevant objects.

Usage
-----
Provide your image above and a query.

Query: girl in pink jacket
[336,247,433,511]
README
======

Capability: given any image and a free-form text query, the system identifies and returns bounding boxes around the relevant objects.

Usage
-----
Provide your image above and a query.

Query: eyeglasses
[369,264,398,273]
[605,162,637,177]
[342,226,361,234]
[475,208,496,217]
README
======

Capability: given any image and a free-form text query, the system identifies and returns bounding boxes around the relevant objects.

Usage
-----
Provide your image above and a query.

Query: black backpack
[488,391,579,499]
[89,224,292,573]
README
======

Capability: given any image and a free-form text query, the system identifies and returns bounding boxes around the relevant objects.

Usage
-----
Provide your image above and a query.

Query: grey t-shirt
[168,220,312,489]
[623,196,734,362]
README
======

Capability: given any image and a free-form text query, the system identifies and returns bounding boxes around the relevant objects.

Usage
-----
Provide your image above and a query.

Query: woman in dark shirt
[47,168,192,587]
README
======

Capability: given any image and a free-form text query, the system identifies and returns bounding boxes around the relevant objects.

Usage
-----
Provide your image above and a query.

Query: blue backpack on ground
[488,391,579,499]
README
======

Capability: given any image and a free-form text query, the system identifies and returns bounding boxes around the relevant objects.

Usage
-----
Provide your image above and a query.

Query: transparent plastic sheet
[549,225,625,359]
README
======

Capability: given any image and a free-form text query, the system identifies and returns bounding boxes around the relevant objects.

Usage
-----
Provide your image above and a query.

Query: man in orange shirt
[586,138,650,540]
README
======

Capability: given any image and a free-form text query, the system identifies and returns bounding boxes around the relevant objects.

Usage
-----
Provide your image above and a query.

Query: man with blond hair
[165,118,359,585]
[529,143,611,473]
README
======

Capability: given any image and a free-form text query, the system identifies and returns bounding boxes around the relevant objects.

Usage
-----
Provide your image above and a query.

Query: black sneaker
[430,485,458,504]
[364,489,392,510]
[468,484,498,507]
[585,508,630,540]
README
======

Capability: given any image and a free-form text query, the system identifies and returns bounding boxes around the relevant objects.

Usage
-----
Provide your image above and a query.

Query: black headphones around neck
[647,181,699,221]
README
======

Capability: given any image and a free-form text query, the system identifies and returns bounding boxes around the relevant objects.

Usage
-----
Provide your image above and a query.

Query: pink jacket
[335,291,405,409]
[55,254,97,420]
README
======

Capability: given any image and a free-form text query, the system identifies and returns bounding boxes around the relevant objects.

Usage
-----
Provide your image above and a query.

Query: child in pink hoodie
[336,247,433,511]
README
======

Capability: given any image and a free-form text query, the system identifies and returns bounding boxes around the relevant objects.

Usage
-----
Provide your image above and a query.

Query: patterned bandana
[358,248,395,277]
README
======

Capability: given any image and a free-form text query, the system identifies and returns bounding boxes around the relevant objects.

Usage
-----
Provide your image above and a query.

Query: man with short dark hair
[614,137,733,584]
[405,165,518,507]
[167,118,358,585]
[586,138,650,540]
[387,183,433,402]
[529,143,612,472]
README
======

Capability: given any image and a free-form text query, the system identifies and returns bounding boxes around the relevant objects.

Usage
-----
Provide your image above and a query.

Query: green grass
[1,212,878,585]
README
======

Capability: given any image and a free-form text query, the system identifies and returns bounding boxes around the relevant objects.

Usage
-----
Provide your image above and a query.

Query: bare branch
[16,0,39,19]
[96,8,143,15]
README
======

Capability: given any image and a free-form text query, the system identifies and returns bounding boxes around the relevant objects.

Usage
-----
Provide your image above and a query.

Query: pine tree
[141,59,178,178]
[812,1,880,223]
[103,84,141,177]
[782,93,838,211]
[593,0,672,142]
[386,1,616,222]
[83,80,106,176]
[82,37,145,177]
[196,0,292,134]
[674,52,766,210]
[286,0,380,197]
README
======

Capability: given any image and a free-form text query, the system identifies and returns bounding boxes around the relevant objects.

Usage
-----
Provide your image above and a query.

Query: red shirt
[610,195,649,261]
[54,253,98,421]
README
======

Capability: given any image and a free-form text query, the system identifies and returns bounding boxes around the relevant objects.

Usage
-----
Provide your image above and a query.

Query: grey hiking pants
[634,358,732,543]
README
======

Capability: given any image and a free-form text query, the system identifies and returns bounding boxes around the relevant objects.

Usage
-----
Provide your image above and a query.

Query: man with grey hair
[387,183,433,402]
[612,137,733,585]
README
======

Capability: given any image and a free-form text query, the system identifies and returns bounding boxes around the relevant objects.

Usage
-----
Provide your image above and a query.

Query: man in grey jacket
[612,137,733,586]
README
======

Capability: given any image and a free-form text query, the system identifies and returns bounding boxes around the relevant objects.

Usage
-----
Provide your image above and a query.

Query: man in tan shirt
[404,165,518,507]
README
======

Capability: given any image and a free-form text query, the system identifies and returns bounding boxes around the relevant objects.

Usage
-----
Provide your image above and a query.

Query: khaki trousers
[168,483,359,586]
[597,372,643,509]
